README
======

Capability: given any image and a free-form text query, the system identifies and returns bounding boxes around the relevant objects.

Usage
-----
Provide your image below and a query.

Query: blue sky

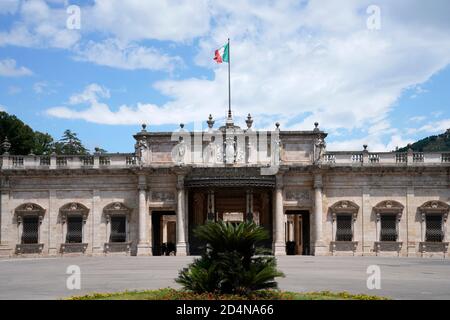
[1,0,450,153]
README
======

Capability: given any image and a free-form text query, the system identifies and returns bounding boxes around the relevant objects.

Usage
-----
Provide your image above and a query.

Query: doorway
[286,210,310,255]
[152,211,176,256]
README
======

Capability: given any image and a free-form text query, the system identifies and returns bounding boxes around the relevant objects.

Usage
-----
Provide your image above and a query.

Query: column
[137,175,151,255]
[406,187,416,257]
[207,190,215,221]
[0,185,11,256]
[246,189,253,222]
[313,174,326,255]
[273,174,286,255]
[48,189,57,255]
[91,189,102,255]
[176,175,188,256]
[162,220,168,243]
[289,221,295,242]
[361,187,373,256]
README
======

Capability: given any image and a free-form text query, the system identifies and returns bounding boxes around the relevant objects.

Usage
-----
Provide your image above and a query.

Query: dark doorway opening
[285,210,310,255]
[152,211,176,256]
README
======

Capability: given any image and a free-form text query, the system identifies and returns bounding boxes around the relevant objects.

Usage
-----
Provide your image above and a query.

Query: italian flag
[214,43,229,64]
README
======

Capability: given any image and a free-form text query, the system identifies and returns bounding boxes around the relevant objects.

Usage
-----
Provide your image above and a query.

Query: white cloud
[0,0,19,14]
[33,81,59,95]
[0,59,32,77]
[409,116,426,123]
[414,119,450,135]
[0,0,80,49]
[84,0,210,42]
[326,133,414,153]
[68,83,110,105]
[0,105,6,112]
[73,39,182,72]
[44,0,450,151]
[33,81,48,94]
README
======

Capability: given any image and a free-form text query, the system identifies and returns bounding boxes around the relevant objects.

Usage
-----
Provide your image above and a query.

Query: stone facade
[1,113,449,258]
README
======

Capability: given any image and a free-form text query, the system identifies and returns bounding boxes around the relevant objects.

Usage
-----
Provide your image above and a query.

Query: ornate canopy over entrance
[184,167,276,188]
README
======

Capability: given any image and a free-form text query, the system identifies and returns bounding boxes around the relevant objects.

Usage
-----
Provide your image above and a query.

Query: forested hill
[398,129,450,152]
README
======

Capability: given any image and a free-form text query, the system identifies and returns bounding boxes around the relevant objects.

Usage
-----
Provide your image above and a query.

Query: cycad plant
[176,221,284,296]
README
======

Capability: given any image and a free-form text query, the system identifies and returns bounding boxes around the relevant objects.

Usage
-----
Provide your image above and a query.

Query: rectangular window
[66,216,83,243]
[380,214,398,242]
[22,216,39,244]
[336,215,353,241]
[110,216,127,243]
[425,215,443,242]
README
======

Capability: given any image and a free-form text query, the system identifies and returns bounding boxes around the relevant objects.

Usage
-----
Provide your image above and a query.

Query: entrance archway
[285,210,311,255]
[151,211,176,256]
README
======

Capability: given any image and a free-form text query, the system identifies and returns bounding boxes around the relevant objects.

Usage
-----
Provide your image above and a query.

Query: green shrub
[176,221,284,296]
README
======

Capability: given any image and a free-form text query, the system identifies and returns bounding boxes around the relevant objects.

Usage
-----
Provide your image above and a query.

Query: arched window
[419,201,449,243]
[14,203,45,254]
[103,202,132,254]
[374,200,404,242]
[59,202,89,244]
[329,201,359,242]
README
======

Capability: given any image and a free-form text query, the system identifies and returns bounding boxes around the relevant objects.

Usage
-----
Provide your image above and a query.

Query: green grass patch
[68,288,388,300]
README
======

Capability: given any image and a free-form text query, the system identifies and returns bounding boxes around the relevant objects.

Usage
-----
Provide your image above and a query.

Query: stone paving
[0,256,449,300]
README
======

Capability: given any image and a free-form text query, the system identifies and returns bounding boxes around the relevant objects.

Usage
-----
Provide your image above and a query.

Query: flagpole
[227,38,231,119]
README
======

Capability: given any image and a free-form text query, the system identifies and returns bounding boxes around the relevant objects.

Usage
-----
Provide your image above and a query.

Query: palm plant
[176,221,284,296]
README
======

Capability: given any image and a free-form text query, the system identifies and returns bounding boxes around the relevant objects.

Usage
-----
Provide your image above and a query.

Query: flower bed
[68,288,388,300]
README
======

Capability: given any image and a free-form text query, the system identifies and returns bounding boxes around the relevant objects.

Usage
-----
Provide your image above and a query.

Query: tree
[53,130,88,155]
[0,111,36,155]
[33,131,54,155]
[176,221,284,296]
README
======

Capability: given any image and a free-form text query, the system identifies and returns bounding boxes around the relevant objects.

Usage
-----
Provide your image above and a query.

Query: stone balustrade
[323,151,450,165]
[1,151,450,170]
[0,153,138,170]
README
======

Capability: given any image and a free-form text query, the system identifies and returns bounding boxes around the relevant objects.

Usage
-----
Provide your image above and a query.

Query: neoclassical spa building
[0,112,449,258]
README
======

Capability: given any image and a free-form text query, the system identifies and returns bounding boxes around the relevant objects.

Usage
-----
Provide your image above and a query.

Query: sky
[0,0,450,153]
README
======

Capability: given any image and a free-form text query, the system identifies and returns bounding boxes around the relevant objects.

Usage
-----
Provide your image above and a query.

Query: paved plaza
[0,256,449,300]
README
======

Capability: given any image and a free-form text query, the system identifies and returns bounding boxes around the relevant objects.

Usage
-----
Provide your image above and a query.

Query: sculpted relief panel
[283,143,312,162]
[284,189,311,206]
[151,191,175,202]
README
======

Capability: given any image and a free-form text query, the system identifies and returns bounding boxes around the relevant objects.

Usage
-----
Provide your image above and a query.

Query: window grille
[380,214,397,241]
[336,215,353,241]
[110,216,127,242]
[66,216,83,243]
[425,215,443,242]
[22,216,39,244]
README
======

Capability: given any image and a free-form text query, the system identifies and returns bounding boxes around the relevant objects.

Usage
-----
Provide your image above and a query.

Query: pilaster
[137,174,152,255]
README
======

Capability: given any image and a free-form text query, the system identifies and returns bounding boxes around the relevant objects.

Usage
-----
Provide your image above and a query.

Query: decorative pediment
[330,200,359,214]
[103,202,131,221]
[60,202,89,223]
[419,201,450,214]
[15,203,45,223]
[374,200,404,214]
[103,202,130,214]
[329,200,359,221]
